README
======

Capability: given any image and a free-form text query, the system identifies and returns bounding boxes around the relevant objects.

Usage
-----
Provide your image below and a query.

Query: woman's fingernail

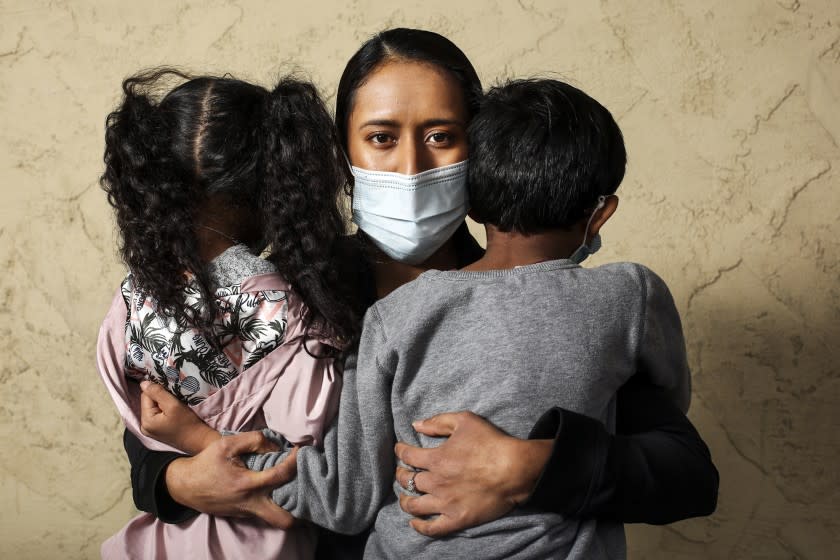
[412,420,423,428]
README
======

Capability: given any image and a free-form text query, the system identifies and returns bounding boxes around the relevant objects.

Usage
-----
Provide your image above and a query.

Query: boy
[257,79,689,559]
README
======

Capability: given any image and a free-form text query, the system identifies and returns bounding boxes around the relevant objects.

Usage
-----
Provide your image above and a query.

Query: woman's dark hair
[335,28,483,152]
[101,68,361,347]
[468,78,627,233]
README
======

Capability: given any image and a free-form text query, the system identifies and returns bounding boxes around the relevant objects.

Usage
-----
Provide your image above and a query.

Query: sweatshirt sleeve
[525,377,718,523]
[122,428,198,523]
[263,307,397,534]
[635,265,691,412]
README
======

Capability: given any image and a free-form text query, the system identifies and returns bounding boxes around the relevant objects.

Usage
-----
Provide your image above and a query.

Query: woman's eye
[427,132,452,144]
[370,133,394,145]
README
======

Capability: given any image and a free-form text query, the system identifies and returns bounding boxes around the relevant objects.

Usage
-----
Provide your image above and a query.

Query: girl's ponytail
[101,69,215,330]
[259,78,362,350]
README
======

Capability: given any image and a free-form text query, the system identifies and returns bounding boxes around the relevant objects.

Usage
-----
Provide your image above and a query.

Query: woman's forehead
[350,60,468,125]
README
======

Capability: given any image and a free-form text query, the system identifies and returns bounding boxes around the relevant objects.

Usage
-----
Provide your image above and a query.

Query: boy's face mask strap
[569,195,609,264]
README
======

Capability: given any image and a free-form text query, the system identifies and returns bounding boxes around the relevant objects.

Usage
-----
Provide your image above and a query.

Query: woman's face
[346,60,469,174]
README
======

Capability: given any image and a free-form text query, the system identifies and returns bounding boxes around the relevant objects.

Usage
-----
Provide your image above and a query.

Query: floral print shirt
[121,274,290,405]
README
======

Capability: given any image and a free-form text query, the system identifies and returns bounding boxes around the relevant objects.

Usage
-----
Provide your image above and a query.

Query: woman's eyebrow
[358,119,399,129]
[421,118,465,127]
[358,118,465,129]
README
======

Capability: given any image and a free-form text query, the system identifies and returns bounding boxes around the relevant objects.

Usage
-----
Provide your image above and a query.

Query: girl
[96,69,361,558]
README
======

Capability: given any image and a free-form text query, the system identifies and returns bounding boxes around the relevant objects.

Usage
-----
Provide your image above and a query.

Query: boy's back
[268,77,691,559]
[362,258,688,559]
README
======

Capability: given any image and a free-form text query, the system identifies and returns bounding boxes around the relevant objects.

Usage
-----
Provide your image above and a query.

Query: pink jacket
[96,273,341,559]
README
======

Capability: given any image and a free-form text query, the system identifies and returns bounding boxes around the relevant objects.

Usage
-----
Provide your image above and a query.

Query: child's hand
[139,380,221,454]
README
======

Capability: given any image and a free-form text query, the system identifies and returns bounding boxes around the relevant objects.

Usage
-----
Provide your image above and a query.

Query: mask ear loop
[341,150,356,177]
[582,195,607,247]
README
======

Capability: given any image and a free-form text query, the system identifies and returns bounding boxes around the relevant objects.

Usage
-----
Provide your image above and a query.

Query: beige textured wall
[1,1,838,558]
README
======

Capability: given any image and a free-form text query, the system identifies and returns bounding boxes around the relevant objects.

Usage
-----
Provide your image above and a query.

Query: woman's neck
[373,238,459,299]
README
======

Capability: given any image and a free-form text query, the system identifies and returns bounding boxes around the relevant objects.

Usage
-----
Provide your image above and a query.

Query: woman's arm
[124,378,298,527]
[123,427,298,527]
[123,392,292,525]
[393,411,551,535]
[395,378,718,536]
[123,381,290,525]
[525,375,718,522]
[122,428,196,523]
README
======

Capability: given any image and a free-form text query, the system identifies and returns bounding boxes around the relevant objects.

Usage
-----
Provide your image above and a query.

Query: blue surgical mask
[350,160,469,265]
[569,195,607,264]
[569,232,602,264]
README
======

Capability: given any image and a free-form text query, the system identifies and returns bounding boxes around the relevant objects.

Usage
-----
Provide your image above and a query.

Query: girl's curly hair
[101,68,362,349]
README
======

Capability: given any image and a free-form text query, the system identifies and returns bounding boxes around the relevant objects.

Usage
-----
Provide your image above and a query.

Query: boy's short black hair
[468,78,626,233]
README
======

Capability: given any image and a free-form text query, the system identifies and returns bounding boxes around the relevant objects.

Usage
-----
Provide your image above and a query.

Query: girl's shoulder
[207,245,295,307]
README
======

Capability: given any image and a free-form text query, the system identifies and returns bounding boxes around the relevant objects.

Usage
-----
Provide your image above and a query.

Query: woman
[124,28,718,555]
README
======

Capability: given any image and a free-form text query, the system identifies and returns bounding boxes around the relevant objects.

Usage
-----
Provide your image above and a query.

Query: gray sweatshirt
[259,259,690,559]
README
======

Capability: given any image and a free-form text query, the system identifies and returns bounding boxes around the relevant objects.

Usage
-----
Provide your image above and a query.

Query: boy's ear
[587,195,619,238]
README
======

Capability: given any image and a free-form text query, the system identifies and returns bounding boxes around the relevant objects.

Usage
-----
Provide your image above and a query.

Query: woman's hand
[394,411,552,537]
[139,380,220,454]
[166,433,299,528]
[140,383,299,528]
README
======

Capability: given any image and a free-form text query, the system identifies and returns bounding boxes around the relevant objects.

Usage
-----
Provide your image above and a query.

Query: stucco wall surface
[1,1,838,558]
